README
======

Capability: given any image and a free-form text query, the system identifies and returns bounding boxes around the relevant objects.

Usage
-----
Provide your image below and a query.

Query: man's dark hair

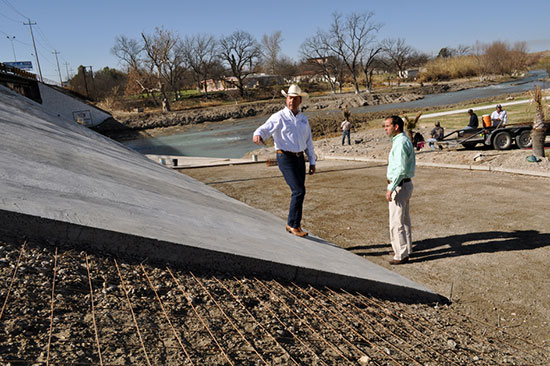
[386,115,404,132]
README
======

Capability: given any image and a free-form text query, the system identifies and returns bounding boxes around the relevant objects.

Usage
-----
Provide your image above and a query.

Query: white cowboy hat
[281,84,308,98]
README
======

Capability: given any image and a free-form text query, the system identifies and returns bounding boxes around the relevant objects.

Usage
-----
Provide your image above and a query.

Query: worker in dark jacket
[464,109,478,130]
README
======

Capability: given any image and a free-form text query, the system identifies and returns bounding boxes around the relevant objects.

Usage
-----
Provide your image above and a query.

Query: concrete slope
[0,85,440,302]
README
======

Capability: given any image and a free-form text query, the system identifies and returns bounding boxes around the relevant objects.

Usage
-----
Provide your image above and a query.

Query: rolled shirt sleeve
[253,107,316,165]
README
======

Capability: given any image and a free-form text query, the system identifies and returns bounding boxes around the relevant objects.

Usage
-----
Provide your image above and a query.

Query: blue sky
[1,0,549,83]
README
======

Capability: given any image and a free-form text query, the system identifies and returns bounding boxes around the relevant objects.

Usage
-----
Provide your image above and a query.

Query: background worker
[341,110,352,145]
[464,109,479,130]
[491,104,507,128]
[426,121,444,150]
[253,84,316,237]
[384,116,415,265]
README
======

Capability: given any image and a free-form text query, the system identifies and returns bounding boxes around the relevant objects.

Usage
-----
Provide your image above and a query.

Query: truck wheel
[515,130,532,149]
[493,131,512,150]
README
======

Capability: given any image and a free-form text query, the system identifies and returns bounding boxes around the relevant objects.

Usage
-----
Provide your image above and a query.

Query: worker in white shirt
[253,84,316,237]
[491,104,507,128]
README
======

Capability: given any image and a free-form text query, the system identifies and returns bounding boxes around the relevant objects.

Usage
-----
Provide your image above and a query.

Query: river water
[123,70,548,158]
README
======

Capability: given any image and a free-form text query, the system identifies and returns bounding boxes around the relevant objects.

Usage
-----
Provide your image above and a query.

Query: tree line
[66,11,537,109]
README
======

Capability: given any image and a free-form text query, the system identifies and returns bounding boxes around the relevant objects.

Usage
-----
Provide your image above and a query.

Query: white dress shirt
[254,107,316,165]
[491,110,507,127]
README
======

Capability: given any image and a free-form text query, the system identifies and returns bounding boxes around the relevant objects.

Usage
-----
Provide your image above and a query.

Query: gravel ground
[1,235,548,365]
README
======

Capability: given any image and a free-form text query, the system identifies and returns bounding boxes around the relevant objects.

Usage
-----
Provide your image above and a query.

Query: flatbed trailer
[437,123,534,150]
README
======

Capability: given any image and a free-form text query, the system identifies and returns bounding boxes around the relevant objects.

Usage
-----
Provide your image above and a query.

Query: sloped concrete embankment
[0,85,440,302]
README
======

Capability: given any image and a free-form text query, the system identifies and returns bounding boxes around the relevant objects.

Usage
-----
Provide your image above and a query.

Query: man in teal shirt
[384,116,415,265]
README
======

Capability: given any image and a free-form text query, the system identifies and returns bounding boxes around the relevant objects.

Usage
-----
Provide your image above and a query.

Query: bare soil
[182,145,550,348]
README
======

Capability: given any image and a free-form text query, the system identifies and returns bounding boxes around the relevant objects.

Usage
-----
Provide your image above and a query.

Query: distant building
[398,69,420,79]
[200,73,283,92]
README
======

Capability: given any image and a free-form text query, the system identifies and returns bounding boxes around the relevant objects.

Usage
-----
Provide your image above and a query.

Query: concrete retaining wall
[37,83,111,127]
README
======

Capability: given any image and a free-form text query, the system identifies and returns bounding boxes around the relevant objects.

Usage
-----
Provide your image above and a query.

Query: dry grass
[421,56,481,82]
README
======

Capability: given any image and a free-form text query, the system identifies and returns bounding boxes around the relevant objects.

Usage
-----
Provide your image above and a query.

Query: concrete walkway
[145,154,261,169]
[0,85,440,302]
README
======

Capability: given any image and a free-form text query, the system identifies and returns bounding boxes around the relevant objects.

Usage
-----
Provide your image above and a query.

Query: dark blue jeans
[342,130,351,145]
[277,152,306,228]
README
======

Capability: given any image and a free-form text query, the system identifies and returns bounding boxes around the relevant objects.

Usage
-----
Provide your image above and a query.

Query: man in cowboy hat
[253,84,316,237]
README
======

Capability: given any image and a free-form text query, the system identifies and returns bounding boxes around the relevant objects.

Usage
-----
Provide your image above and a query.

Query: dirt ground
[182,154,550,346]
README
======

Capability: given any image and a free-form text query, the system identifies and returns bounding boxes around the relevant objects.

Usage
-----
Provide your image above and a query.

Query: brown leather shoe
[389,257,409,265]
[286,225,308,237]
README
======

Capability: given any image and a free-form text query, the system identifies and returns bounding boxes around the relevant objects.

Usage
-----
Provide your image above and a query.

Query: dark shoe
[389,257,409,265]
[286,225,308,237]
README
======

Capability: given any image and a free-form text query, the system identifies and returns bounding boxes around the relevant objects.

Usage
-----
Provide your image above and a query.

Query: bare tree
[300,33,344,93]
[112,35,157,99]
[261,31,283,74]
[326,11,382,94]
[360,46,382,92]
[506,41,529,76]
[141,27,186,111]
[455,44,471,56]
[183,33,218,95]
[219,30,262,97]
[112,35,142,71]
[381,38,415,77]
[275,55,298,83]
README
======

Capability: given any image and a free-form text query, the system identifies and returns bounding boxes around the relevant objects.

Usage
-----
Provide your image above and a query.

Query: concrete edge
[322,155,550,177]
[0,208,444,304]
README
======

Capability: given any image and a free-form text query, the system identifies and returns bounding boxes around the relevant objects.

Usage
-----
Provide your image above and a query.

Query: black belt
[388,178,411,186]
[277,150,304,158]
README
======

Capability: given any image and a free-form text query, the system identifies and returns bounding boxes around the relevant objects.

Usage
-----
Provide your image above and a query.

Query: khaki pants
[389,181,413,260]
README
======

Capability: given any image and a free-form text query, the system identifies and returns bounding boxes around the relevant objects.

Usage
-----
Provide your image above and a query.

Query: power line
[0,10,20,23]
[36,25,56,50]
[1,0,27,19]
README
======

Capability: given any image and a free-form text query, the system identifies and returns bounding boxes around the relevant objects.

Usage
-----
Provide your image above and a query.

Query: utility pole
[63,62,70,82]
[81,66,89,98]
[52,50,63,86]
[6,36,17,61]
[23,19,43,82]
[87,66,96,99]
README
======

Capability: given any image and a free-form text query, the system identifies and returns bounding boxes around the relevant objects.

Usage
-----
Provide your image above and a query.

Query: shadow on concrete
[349,230,550,263]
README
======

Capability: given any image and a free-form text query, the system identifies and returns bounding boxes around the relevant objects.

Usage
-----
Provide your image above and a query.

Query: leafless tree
[326,11,382,94]
[183,33,218,96]
[112,35,157,99]
[112,35,142,71]
[360,46,382,92]
[474,40,529,77]
[261,31,283,74]
[275,55,298,83]
[141,27,187,111]
[300,33,344,93]
[455,44,471,56]
[381,38,415,76]
[219,30,262,97]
